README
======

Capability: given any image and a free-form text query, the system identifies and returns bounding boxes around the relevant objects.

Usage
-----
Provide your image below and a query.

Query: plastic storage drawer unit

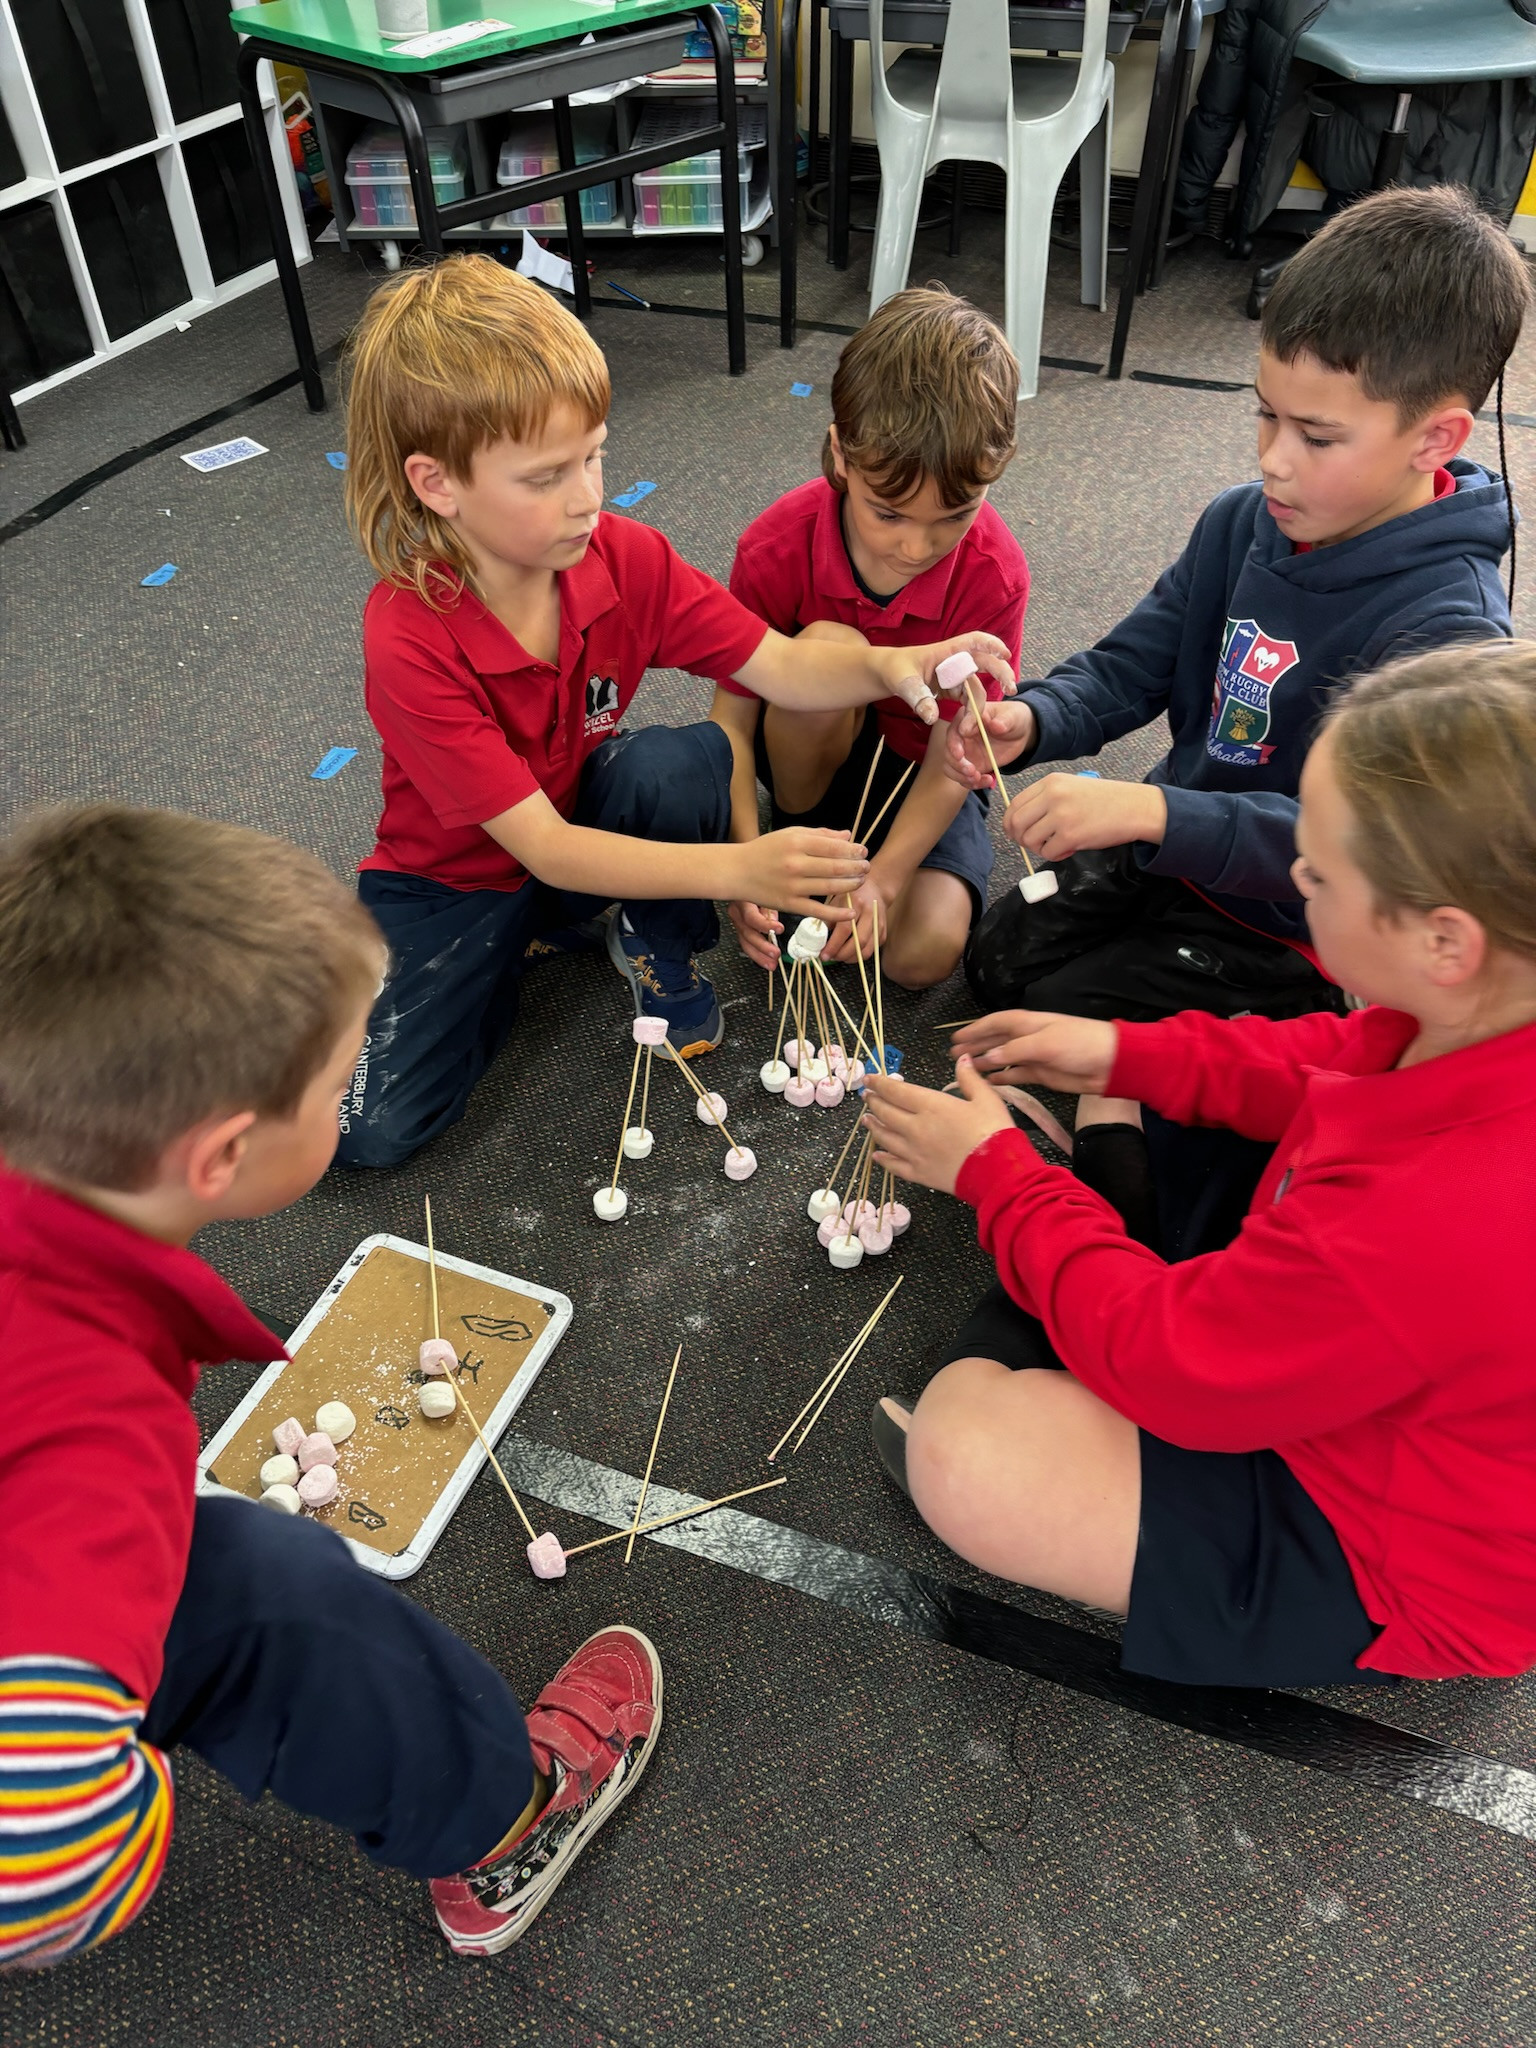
[493,117,616,228]
[345,124,468,230]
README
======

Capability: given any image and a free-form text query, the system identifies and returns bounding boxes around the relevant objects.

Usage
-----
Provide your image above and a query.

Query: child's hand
[729,899,783,972]
[728,828,867,922]
[821,875,892,964]
[863,1059,1015,1195]
[870,634,1016,726]
[1003,774,1167,859]
[949,1010,1118,1094]
[945,699,1037,788]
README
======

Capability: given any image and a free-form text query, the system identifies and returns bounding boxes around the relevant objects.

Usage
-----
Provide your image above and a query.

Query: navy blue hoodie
[1020,459,1512,941]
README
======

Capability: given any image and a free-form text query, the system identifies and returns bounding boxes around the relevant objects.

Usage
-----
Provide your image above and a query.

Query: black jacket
[1174,0,1536,254]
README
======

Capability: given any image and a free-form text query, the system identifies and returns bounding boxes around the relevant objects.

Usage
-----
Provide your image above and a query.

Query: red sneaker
[430,1626,662,1955]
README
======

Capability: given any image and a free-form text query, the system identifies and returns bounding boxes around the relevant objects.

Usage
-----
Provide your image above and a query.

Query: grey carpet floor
[3,205,1536,2047]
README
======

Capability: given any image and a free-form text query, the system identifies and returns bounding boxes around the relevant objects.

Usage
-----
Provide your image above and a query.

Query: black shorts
[940,1284,1393,1690]
[754,706,993,924]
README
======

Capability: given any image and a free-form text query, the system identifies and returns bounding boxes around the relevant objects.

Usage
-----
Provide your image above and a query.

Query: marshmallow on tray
[315,1401,356,1443]
[272,1416,305,1458]
[418,1380,457,1419]
[297,1465,338,1509]
[297,1431,337,1472]
[419,1337,458,1377]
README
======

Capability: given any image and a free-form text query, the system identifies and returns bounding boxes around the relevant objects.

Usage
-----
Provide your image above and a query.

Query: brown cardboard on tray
[204,1241,559,1563]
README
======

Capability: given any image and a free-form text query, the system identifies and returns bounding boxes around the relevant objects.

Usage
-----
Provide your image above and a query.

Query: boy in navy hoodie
[953,185,1530,1255]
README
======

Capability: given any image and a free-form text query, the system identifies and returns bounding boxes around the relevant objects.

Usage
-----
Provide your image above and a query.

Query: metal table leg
[0,389,24,451]
[1105,0,1188,381]
[703,3,747,373]
[777,0,799,345]
[238,38,325,411]
[828,18,853,269]
[552,94,593,320]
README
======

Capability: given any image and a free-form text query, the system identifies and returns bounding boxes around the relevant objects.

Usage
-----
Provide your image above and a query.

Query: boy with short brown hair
[710,286,1029,989]
[0,804,661,1969]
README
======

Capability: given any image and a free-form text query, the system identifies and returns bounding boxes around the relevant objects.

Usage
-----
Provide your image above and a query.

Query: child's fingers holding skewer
[862,1060,1013,1195]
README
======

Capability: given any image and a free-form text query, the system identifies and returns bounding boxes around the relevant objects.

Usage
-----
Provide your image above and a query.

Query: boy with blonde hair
[0,806,664,1967]
[711,287,1028,989]
[340,258,1011,1168]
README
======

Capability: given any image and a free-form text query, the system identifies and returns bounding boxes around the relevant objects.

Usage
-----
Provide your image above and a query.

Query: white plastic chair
[866,0,1115,400]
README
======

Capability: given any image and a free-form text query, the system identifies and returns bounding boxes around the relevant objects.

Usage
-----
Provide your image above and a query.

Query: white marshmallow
[807,1186,842,1224]
[828,1233,865,1270]
[593,1185,629,1221]
[418,1380,457,1419]
[800,1056,830,1084]
[1019,868,1059,903]
[622,1126,654,1159]
[259,1454,299,1490]
[315,1401,355,1444]
[760,1059,791,1094]
[259,1483,302,1515]
[788,916,829,960]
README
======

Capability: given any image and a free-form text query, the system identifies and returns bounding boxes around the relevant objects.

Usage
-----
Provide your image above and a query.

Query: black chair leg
[948,161,964,257]
[0,390,24,451]
[1107,0,1187,379]
[828,24,853,268]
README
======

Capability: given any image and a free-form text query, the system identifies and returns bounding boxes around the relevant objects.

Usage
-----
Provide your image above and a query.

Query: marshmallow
[842,1200,877,1232]
[632,1016,669,1045]
[886,1201,913,1237]
[807,1186,842,1224]
[526,1531,567,1579]
[259,1483,302,1515]
[816,1211,842,1248]
[858,1220,894,1256]
[783,1039,803,1068]
[622,1126,654,1159]
[785,1078,816,1108]
[315,1401,355,1444]
[828,1233,865,1270]
[260,1454,299,1490]
[1019,868,1059,904]
[297,1464,338,1508]
[760,1059,791,1094]
[814,1077,845,1108]
[593,1185,629,1222]
[846,1060,868,1091]
[724,1145,757,1182]
[272,1416,305,1458]
[695,1091,727,1126]
[418,1380,457,1419]
[935,650,979,692]
[419,1337,458,1377]
[822,1043,846,1069]
[297,1431,337,1472]
[787,916,829,961]
[800,1056,830,1084]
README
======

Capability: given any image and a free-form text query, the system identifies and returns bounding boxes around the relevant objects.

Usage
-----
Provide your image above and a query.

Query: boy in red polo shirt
[338,260,1012,1169]
[710,288,1028,989]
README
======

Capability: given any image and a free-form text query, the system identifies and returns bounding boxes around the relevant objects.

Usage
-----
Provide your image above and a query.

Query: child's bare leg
[878,868,973,989]
[902,1359,1140,1611]
[761,621,870,815]
[1075,1095,1143,1130]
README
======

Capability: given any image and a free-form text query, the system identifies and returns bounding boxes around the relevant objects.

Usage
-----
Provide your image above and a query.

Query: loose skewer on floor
[767,1276,904,1461]
[563,1476,788,1558]
[625,1345,682,1565]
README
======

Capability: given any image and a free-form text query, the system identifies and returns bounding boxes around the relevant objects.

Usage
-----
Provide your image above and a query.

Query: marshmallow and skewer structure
[936,651,1058,905]
[423,1196,557,1574]
[599,1017,755,1220]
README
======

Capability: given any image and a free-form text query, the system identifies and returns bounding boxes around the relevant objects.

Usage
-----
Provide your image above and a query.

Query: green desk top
[228,0,692,72]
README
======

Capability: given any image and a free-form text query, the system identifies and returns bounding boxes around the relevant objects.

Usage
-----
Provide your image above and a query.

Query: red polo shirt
[0,1165,280,1701]
[716,477,1029,762]
[361,513,769,893]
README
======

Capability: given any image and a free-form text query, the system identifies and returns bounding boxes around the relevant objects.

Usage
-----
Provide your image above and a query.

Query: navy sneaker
[606,915,722,1058]
[524,907,612,964]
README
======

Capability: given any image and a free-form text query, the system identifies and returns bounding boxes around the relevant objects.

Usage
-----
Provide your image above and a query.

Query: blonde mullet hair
[1326,640,1536,964]
[344,255,610,606]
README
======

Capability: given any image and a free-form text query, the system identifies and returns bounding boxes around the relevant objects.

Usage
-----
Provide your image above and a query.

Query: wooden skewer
[563,1476,787,1558]
[963,675,1036,877]
[424,1197,539,1544]
[858,756,918,847]
[625,1345,682,1565]
[664,1040,744,1152]
[793,1275,905,1453]
[930,1018,982,1030]
[638,1044,654,1133]
[808,958,876,1068]
[848,734,886,845]
[607,1041,644,1201]
[771,958,797,1066]
[768,1276,904,1461]
[870,903,887,1063]
[817,1104,871,1210]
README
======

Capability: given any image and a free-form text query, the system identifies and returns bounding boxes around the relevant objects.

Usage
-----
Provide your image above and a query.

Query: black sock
[1073,1124,1161,1254]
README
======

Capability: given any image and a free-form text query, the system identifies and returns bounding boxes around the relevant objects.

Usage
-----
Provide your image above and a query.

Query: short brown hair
[0,806,384,1190]
[1326,640,1536,963]
[345,255,610,606]
[1261,185,1532,419]
[822,286,1018,507]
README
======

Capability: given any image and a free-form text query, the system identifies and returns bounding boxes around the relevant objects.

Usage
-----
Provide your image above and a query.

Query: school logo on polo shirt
[585,673,621,735]
[1207,618,1300,766]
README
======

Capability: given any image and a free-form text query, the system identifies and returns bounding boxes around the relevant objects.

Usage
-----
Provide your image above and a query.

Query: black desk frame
[236,6,750,408]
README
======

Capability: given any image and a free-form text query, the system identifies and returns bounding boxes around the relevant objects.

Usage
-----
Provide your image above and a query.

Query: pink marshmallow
[935,650,979,692]
[297,1465,338,1508]
[822,1044,845,1068]
[724,1145,757,1181]
[419,1337,458,1377]
[297,1431,337,1472]
[858,1221,894,1255]
[816,1212,841,1247]
[526,1531,567,1579]
[841,1200,876,1232]
[887,1201,912,1236]
[847,1060,868,1091]
[695,1090,727,1125]
[785,1078,816,1108]
[783,1038,803,1068]
[272,1416,305,1458]
[814,1077,845,1108]
[631,1016,669,1045]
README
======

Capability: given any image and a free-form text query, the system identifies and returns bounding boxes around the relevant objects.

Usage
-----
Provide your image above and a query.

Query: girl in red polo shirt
[710,288,1028,991]
[863,640,1536,1686]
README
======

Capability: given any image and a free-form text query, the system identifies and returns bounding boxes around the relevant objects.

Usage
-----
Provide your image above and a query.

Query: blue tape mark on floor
[791,382,814,397]
[495,1431,1536,1845]
[326,452,348,470]
[140,563,177,586]
[611,481,656,508]
[311,747,358,781]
